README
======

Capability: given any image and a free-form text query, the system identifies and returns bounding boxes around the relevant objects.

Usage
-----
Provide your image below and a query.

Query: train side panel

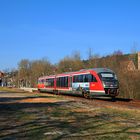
[37,68,119,98]
[89,71,105,94]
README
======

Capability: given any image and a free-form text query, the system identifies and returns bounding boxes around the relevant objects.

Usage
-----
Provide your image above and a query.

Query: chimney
[138,52,140,70]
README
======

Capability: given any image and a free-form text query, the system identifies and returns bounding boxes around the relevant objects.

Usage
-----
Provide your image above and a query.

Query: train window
[56,77,68,87]
[78,75,83,82]
[73,76,75,82]
[83,74,97,82]
[83,75,88,82]
[41,79,45,83]
[66,77,68,87]
[46,78,54,87]
[73,75,83,83]
[88,74,97,82]
[73,75,78,83]
[73,74,97,83]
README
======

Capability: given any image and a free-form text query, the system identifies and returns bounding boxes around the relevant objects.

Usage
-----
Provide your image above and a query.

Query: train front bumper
[102,81,119,96]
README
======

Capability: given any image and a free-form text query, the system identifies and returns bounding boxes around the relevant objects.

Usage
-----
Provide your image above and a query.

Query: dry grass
[0,87,25,93]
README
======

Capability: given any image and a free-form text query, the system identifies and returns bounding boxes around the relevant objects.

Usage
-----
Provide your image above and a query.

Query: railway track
[23,88,140,109]
[39,92,140,110]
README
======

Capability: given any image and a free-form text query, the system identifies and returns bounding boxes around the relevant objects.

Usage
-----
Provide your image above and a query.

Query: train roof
[38,68,114,79]
[91,68,114,73]
[78,68,114,73]
[62,68,114,75]
[38,75,55,79]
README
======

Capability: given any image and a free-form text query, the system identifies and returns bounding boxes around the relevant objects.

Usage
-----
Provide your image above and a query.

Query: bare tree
[30,59,53,87]
[112,50,123,56]
[58,54,83,73]
[18,59,31,87]
[17,58,53,87]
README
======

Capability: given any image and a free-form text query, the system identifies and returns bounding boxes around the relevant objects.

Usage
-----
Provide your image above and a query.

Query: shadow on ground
[0,94,139,140]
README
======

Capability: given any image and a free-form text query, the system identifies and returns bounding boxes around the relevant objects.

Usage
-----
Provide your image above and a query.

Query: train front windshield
[98,72,117,81]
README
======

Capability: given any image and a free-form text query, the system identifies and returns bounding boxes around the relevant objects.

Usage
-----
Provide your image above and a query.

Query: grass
[0,88,140,140]
[0,87,25,93]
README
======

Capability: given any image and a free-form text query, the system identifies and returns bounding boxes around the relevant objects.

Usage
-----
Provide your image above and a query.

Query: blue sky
[0,0,140,70]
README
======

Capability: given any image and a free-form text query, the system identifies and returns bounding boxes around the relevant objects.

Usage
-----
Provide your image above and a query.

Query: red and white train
[37,68,119,99]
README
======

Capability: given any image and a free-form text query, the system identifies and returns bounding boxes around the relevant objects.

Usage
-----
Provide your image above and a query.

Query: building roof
[0,71,4,78]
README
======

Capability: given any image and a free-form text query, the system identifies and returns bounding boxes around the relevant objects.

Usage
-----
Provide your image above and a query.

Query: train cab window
[98,72,116,81]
